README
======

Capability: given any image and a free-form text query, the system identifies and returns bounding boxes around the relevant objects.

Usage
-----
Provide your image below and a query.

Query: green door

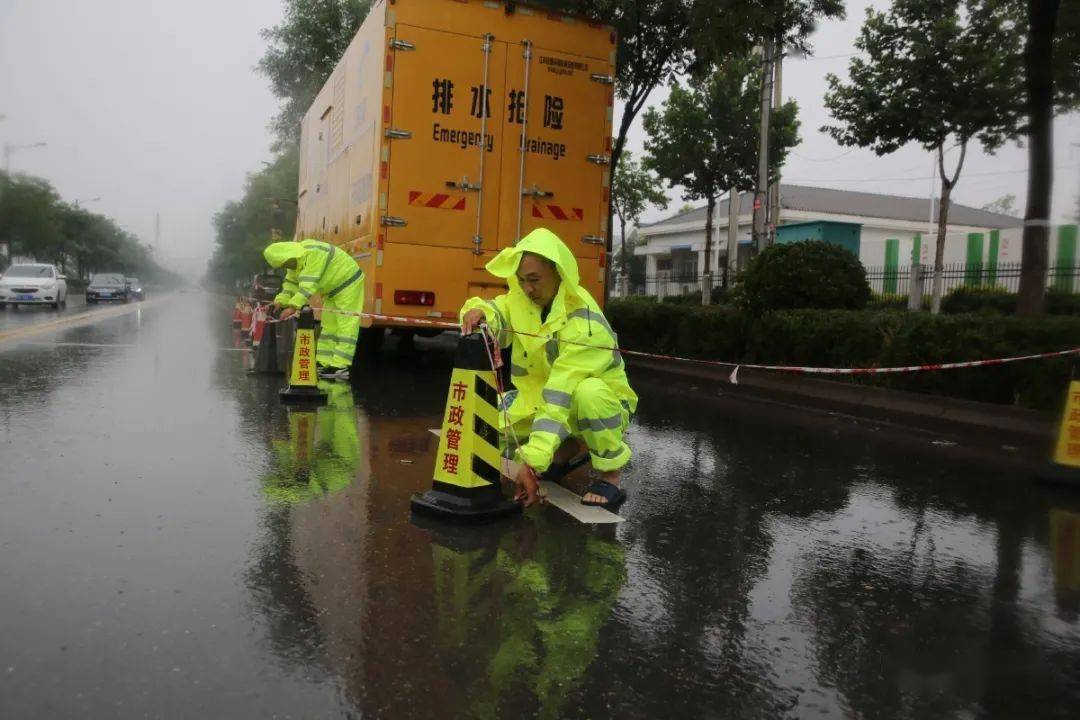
[1055,224,1077,292]
[884,238,899,294]
[965,233,984,287]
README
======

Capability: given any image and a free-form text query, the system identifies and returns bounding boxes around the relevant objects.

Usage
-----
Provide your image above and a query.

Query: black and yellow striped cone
[410,334,520,523]
[280,307,328,406]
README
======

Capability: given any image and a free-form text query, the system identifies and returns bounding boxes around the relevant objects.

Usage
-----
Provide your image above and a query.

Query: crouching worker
[263,239,365,382]
[460,228,638,509]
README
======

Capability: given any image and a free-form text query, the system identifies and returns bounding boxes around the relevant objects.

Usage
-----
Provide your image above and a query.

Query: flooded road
[1,291,1078,719]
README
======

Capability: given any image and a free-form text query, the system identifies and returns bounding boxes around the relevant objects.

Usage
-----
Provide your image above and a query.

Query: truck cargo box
[295,0,616,326]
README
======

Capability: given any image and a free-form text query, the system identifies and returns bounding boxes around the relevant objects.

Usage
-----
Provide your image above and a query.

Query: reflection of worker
[460,228,638,508]
[264,239,365,382]
[262,382,360,504]
[431,519,626,720]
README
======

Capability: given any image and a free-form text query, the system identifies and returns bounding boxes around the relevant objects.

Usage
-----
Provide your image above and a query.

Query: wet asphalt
[1,291,1079,719]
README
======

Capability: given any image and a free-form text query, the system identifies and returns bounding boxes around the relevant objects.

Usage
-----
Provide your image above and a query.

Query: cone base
[279,386,328,405]
[410,482,521,524]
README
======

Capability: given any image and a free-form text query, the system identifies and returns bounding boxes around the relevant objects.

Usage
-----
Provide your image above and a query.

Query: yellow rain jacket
[460,228,637,472]
[264,239,363,310]
[264,239,366,369]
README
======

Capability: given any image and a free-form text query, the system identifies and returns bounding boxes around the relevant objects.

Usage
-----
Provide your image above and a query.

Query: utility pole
[767,44,783,243]
[3,141,47,172]
[752,39,774,255]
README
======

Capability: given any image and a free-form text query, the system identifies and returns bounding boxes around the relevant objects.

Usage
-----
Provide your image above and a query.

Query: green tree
[0,172,64,264]
[643,57,799,304]
[981,193,1018,216]
[0,170,176,283]
[823,0,1019,314]
[611,151,668,273]
[258,0,372,149]
[208,147,300,287]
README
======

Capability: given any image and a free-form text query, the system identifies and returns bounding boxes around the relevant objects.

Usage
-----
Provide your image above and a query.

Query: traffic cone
[1040,380,1080,484]
[248,312,283,375]
[231,299,243,325]
[410,334,520,523]
[280,307,328,406]
[240,302,253,335]
[251,305,266,347]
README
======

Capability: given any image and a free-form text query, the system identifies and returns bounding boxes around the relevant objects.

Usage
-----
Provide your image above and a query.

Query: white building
[631,184,1067,296]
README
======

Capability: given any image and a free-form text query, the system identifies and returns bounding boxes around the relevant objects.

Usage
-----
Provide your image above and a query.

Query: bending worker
[460,228,638,508]
[264,239,365,382]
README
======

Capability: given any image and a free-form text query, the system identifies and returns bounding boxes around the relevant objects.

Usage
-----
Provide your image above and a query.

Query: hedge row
[865,288,1080,315]
[607,299,1080,412]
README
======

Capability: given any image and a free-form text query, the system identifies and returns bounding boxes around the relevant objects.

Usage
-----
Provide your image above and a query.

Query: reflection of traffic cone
[248,313,283,375]
[231,300,243,325]
[411,334,520,523]
[280,307,328,405]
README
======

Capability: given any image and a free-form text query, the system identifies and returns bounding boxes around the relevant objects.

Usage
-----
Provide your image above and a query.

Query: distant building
[631,184,1069,296]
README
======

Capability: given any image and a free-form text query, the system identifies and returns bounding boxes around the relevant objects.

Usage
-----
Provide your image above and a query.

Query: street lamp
[74,196,102,207]
[3,141,47,172]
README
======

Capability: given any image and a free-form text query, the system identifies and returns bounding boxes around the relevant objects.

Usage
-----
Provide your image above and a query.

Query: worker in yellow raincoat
[460,228,638,508]
[264,239,365,382]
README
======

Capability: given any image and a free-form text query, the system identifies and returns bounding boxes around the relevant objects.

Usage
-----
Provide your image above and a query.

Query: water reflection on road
[229,322,1080,719]
[1,292,1077,719]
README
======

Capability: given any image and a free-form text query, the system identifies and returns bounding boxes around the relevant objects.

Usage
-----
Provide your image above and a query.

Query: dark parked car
[252,273,283,303]
[86,273,130,303]
[126,277,145,300]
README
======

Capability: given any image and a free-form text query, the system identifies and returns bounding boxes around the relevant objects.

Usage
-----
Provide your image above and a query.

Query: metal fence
[614,262,1080,300]
[863,262,1080,297]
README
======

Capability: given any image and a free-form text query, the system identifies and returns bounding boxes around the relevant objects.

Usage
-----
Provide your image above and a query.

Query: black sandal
[581,479,627,508]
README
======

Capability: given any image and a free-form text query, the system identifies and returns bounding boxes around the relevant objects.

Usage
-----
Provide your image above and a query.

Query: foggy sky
[1,0,1076,279]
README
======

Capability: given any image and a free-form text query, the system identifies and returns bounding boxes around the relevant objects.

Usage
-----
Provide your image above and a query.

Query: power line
[790,51,861,61]
[787,164,1079,184]
[791,147,858,162]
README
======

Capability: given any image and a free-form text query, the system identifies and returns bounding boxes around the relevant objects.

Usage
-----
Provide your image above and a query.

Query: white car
[0,263,68,309]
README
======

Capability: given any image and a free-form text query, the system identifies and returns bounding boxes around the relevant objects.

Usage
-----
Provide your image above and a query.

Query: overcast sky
[1,0,1077,277]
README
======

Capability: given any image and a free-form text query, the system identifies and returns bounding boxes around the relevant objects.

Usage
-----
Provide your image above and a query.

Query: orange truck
[294,0,616,335]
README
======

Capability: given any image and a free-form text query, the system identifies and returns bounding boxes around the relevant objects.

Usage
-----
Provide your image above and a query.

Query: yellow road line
[0,297,165,346]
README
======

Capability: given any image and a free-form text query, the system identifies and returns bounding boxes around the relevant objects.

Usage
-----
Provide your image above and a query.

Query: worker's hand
[514,463,542,507]
[278,306,298,322]
[461,308,486,336]
[269,301,282,316]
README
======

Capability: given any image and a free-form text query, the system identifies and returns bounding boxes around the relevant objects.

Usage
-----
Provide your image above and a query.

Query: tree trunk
[619,213,627,275]
[702,196,715,306]
[930,141,967,314]
[1017,0,1059,317]
[618,212,627,298]
[931,182,952,315]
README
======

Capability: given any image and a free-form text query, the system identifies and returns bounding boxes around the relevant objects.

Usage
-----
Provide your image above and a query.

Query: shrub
[939,287,1080,316]
[606,299,1080,411]
[867,294,909,312]
[941,287,1016,314]
[738,241,871,313]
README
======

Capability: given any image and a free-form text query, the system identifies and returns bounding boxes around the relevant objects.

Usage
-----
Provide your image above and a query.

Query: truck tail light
[394,290,435,306]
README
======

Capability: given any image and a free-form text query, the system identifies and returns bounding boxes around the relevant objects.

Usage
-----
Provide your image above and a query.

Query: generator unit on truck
[294,0,616,334]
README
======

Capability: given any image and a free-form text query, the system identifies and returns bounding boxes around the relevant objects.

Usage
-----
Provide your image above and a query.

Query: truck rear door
[383,25,506,253]
[499,44,610,259]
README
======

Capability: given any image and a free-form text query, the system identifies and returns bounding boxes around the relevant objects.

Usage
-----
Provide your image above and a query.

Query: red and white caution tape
[310,306,1080,380]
